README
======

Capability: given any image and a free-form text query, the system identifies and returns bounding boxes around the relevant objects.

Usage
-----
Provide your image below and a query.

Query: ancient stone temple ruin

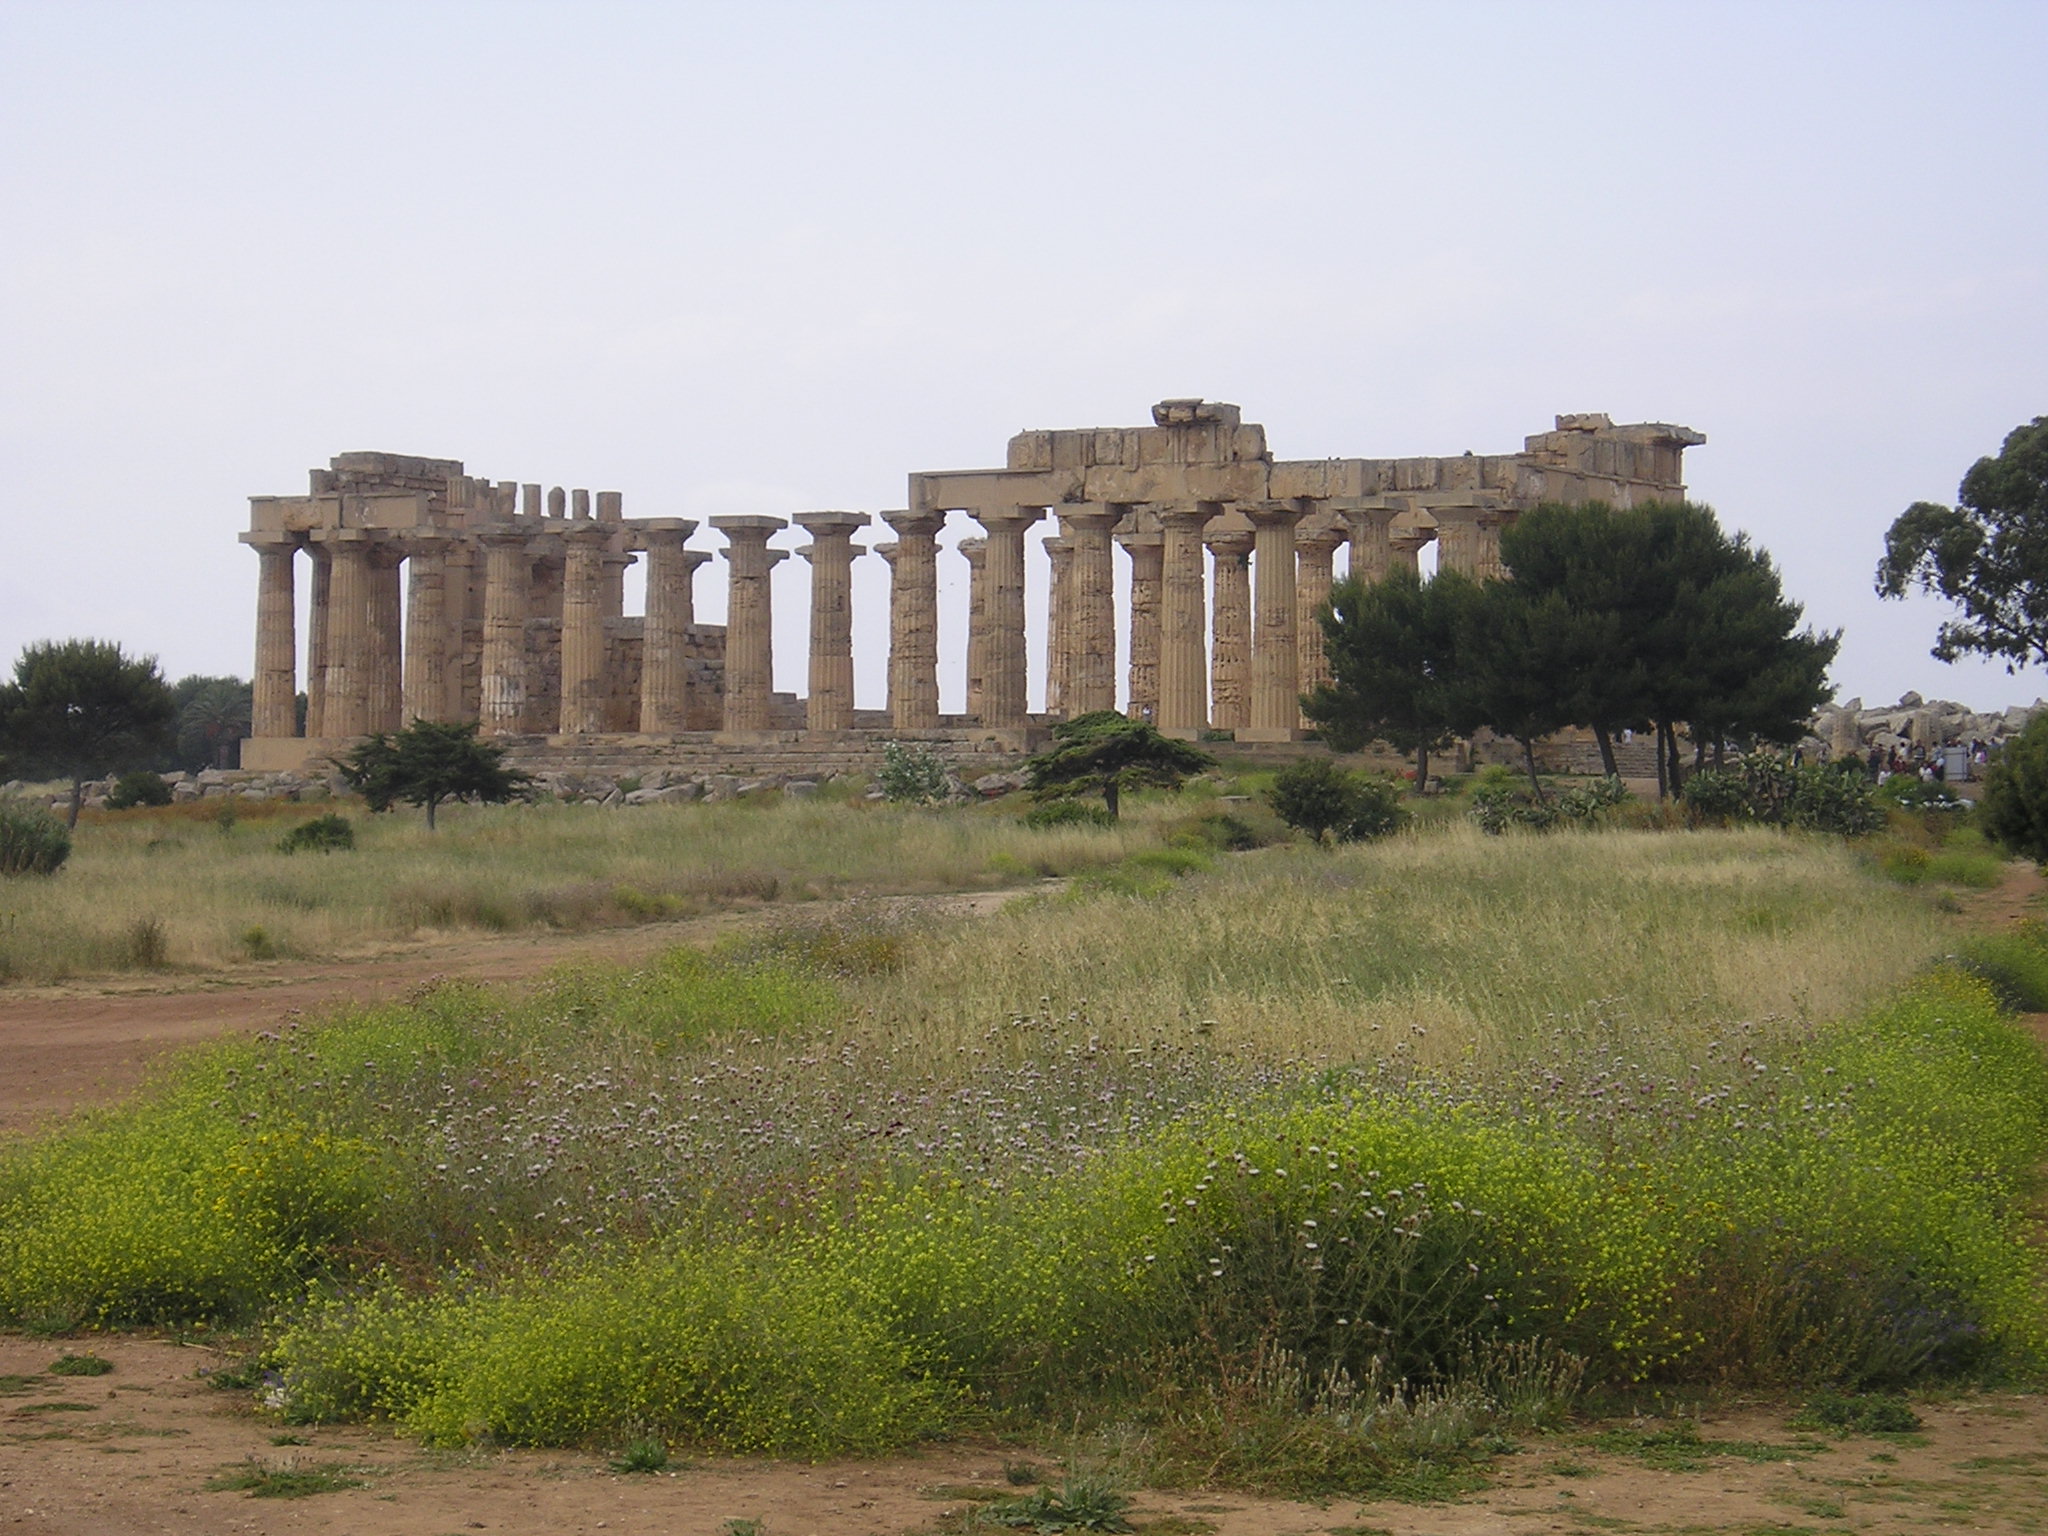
[240,402,1702,772]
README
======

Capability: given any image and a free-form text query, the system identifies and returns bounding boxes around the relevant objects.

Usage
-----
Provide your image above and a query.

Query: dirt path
[1,1333,2043,1535]
[0,888,1030,1136]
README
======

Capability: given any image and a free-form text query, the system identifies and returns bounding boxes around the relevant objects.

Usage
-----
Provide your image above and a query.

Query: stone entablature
[242,405,1702,767]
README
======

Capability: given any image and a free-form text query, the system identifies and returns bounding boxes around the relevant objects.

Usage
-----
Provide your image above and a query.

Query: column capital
[881,508,945,539]
[1204,526,1254,557]
[873,540,901,564]
[969,505,1046,532]
[798,540,867,566]
[710,514,788,541]
[1297,520,1347,556]
[1157,501,1224,531]
[632,517,700,547]
[1056,504,1119,534]
[792,510,871,538]
[1243,499,1311,529]
[239,530,302,551]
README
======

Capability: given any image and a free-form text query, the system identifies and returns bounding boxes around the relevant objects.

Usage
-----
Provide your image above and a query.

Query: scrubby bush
[276,813,355,855]
[1982,714,2048,862]
[1268,759,1408,845]
[1469,776,1627,836]
[877,741,950,805]
[0,800,71,876]
[1023,798,1113,830]
[1682,755,1881,836]
[106,770,173,810]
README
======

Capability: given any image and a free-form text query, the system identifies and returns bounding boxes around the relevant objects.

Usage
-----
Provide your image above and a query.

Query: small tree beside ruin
[338,719,530,830]
[1023,710,1215,821]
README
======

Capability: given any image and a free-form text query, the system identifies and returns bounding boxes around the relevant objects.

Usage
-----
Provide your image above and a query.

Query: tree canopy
[337,719,530,829]
[1304,564,1477,788]
[1306,502,1836,796]
[1022,709,1214,820]
[1877,416,2048,670]
[0,640,177,825]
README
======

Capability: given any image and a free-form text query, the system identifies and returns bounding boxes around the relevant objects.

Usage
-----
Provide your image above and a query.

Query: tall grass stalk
[857,824,1954,1071]
[0,797,1164,982]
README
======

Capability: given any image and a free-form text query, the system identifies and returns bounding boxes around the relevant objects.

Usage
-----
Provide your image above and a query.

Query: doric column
[712,516,787,735]
[246,536,297,739]
[1246,501,1307,739]
[637,520,703,734]
[402,533,451,724]
[1435,508,1486,578]
[959,537,988,723]
[1062,506,1118,717]
[1388,523,1434,575]
[969,506,1043,729]
[1473,510,1511,581]
[558,525,609,735]
[547,486,567,518]
[367,541,405,734]
[1116,527,1162,722]
[880,510,944,730]
[1295,517,1345,723]
[319,533,373,739]
[1344,506,1399,587]
[794,511,869,734]
[1042,534,1073,717]
[305,545,331,737]
[479,530,532,736]
[1157,503,1222,736]
[873,542,901,719]
[1205,525,1253,731]
[596,492,629,617]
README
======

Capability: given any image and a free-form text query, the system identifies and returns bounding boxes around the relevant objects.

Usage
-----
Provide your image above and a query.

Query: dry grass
[0,795,1168,983]
[851,822,1959,1069]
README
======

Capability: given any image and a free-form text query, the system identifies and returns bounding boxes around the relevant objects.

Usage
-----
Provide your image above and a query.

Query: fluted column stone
[1388,524,1434,575]
[1205,526,1253,731]
[1344,506,1399,587]
[713,516,787,736]
[1061,506,1118,717]
[1295,519,1345,725]
[367,541,405,734]
[1157,503,1221,736]
[305,546,331,738]
[880,510,944,730]
[638,520,703,734]
[318,533,373,740]
[1246,502,1307,739]
[248,536,298,739]
[1042,534,1073,717]
[479,530,532,736]
[959,537,988,723]
[794,511,869,734]
[969,507,1042,730]
[402,534,451,724]
[1117,528,1162,723]
[558,526,609,735]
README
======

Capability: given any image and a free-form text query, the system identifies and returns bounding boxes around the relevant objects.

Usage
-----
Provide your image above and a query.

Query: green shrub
[276,813,355,855]
[1268,759,1407,844]
[877,742,950,805]
[106,771,173,810]
[0,801,71,876]
[1682,756,1881,836]
[1344,774,1409,841]
[1023,799,1113,830]
[1268,758,1359,845]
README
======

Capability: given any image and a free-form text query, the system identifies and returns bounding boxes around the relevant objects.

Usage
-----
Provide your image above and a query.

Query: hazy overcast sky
[2,0,2043,714]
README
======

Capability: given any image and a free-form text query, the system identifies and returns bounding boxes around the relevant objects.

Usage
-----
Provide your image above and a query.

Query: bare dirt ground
[1,1333,2042,1535]
[0,865,2043,1536]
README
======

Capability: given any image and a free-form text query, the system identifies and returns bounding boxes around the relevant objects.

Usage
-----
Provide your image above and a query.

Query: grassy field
[0,791,1203,982]
[0,795,2041,1496]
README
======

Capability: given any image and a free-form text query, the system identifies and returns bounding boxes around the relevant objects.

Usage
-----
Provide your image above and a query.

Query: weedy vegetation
[0,792,2041,1501]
